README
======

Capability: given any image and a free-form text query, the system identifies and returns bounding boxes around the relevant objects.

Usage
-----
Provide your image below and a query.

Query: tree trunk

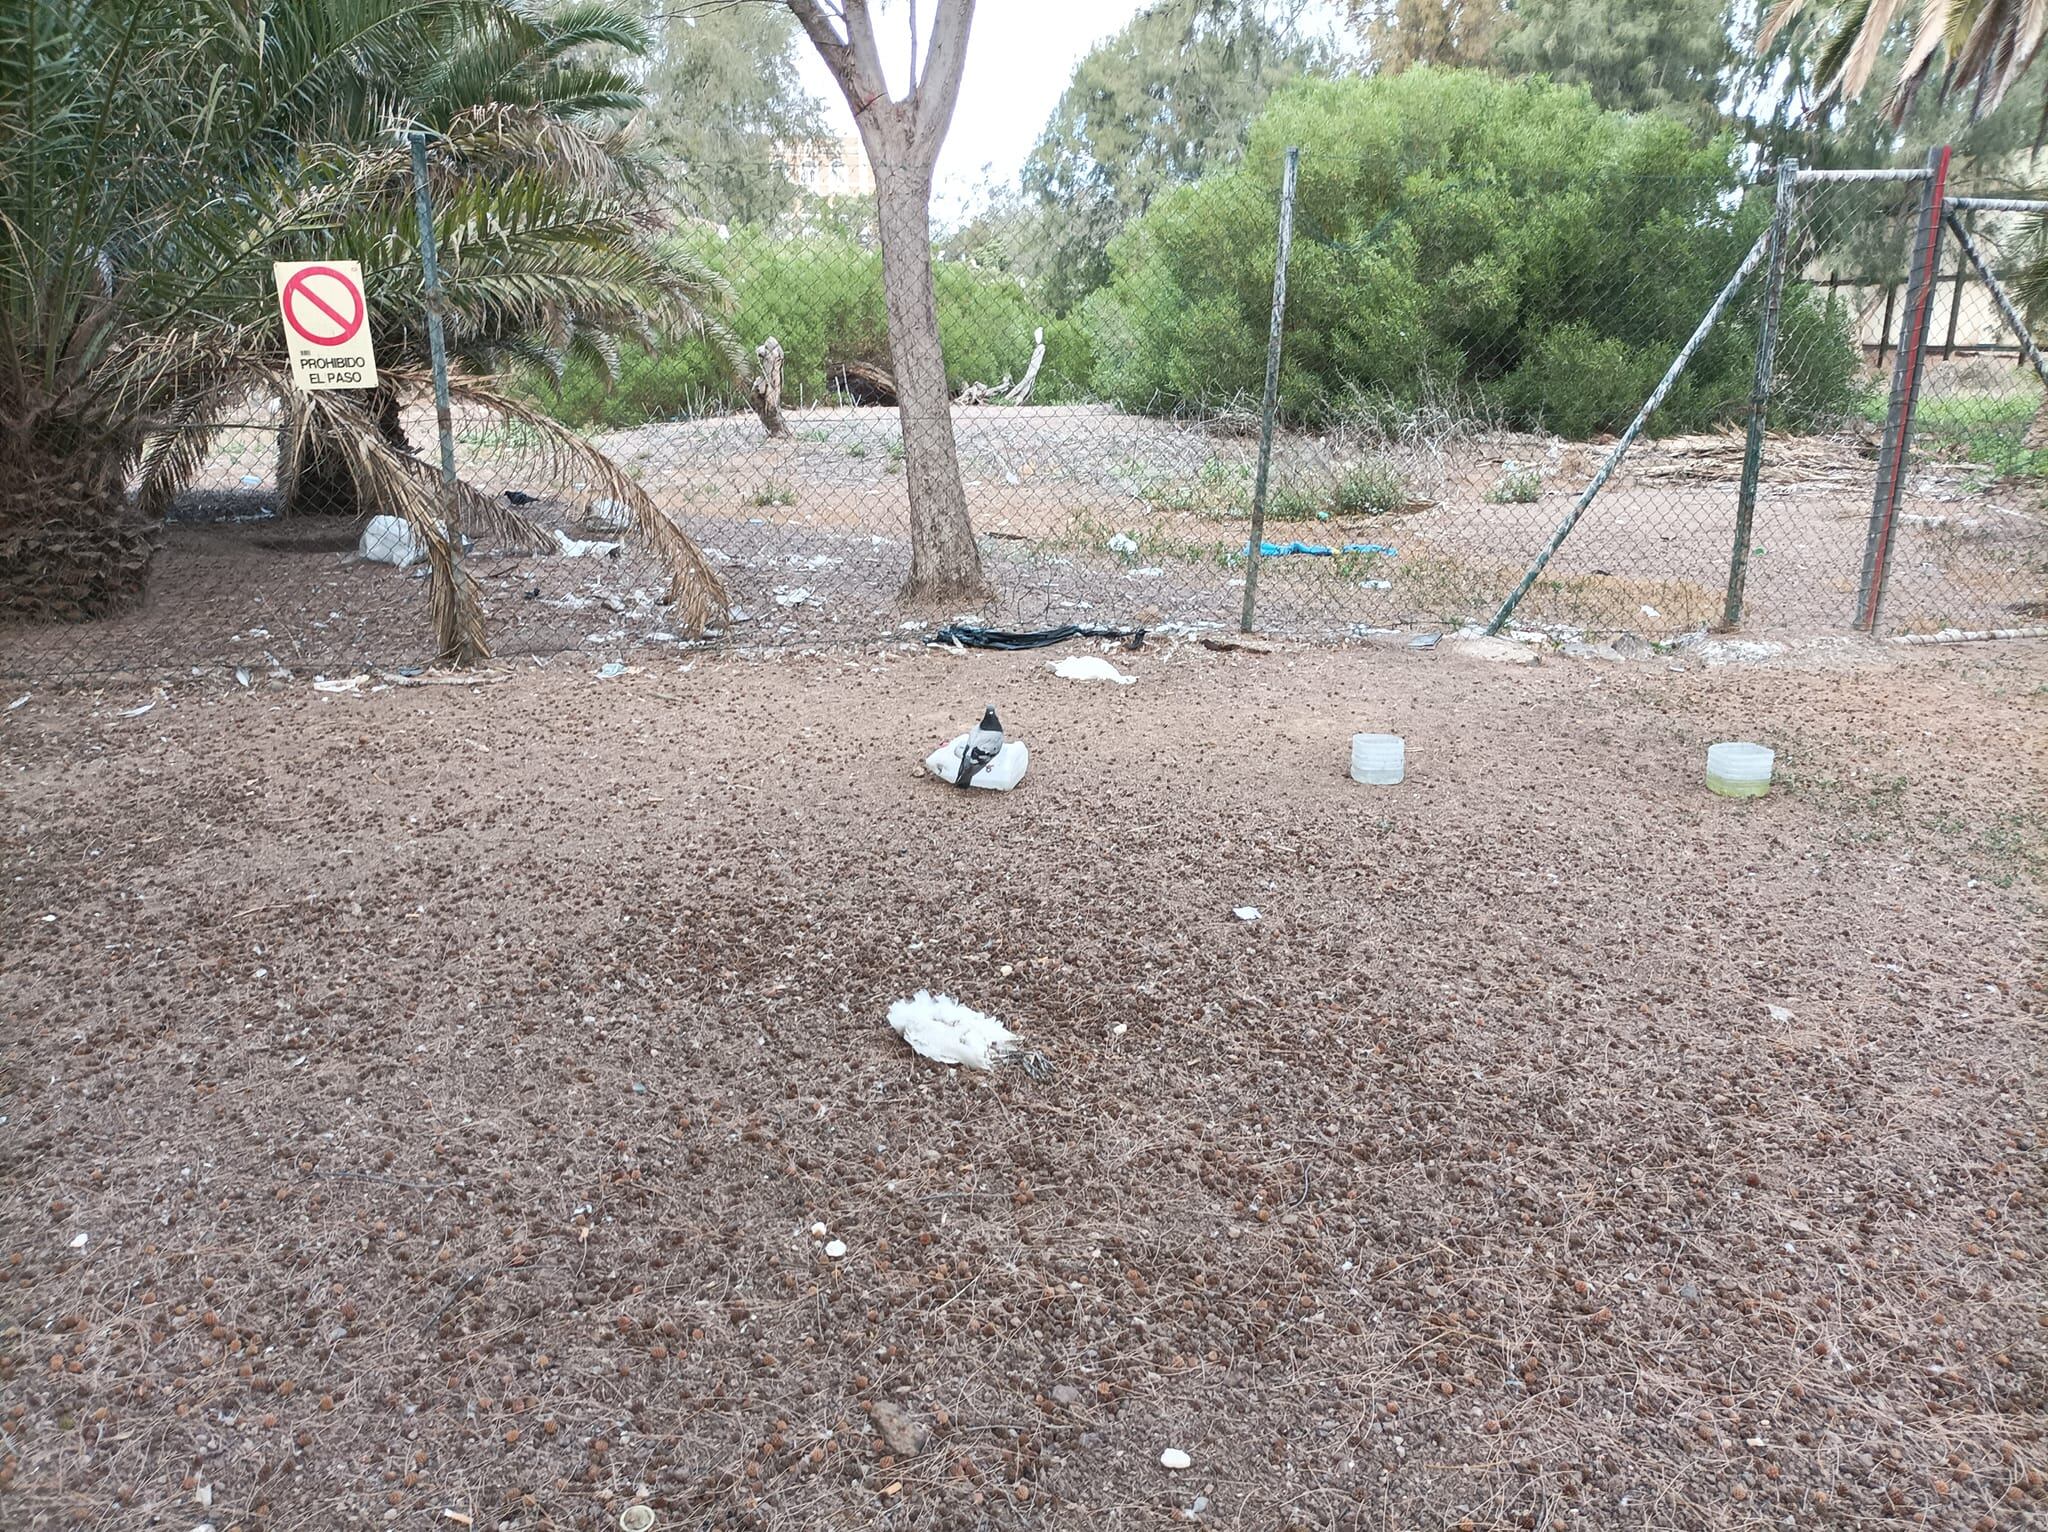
[282,387,410,516]
[749,337,789,438]
[874,168,989,605]
[0,442,158,622]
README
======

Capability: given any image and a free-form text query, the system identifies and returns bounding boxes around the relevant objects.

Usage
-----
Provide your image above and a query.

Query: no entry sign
[272,260,380,391]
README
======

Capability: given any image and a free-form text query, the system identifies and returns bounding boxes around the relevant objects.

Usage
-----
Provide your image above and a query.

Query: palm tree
[1760,0,2048,121]
[1,0,733,659]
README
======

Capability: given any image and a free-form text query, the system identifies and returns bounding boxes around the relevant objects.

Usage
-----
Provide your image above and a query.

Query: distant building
[775,135,874,201]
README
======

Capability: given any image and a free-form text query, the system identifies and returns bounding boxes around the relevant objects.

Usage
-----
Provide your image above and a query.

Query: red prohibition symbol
[280,265,366,349]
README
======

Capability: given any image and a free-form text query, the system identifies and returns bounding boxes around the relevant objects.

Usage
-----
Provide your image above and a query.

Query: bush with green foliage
[535,226,1093,428]
[1082,69,1860,438]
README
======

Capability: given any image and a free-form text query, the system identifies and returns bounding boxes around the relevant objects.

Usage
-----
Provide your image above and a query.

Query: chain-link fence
[6,149,2047,683]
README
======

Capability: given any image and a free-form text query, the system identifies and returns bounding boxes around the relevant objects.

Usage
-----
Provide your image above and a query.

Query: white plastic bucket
[1706,741,1774,798]
[1350,733,1405,785]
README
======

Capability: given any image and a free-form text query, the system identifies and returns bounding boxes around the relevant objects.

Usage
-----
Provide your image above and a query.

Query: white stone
[824,1239,847,1260]
[1159,1447,1192,1471]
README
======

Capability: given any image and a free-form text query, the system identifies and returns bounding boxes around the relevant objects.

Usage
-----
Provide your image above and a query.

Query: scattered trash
[1409,634,1440,650]
[928,623,1142,651]
[359,514,426,568]
[1640,605,1661,619]
[596,662,630,679]
[1233,907,1260,922]
[584,496,634,531]
[617,1507,656,1532]
[1050,655,1135,685]
[551,529,620,559]
[1360,578,1392,590]
[1246,540,1397,558]
[823,1239,848,1260]
[926,706,1028,790]
[1350,733,1405,785]
[5,693,28,710]
[195,1486,212,1508]
[118,701,156,718]
[1443,635,1538,666]
[234,667,253,688]
[888,991,1049,1077]
[772,586,814,607]
[239,474,263,487]
[1106,531,1139,554]
[1766,1004,1796,1024]
[313,675,369,694]
[68,1233,87,1249]
[1160,1448,1193,1471]
[809,1222,829,1239]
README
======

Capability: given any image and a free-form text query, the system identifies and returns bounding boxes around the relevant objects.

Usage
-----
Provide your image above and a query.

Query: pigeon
[954,705,1006,788]
[887,991,1052,1079]
[503,489,538,506]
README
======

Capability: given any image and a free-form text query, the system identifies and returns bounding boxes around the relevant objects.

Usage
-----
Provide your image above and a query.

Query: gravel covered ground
[2,636,2043,1530]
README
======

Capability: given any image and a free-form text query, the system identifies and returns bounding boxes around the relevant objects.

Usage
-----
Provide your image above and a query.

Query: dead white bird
[887,991,1051,1079]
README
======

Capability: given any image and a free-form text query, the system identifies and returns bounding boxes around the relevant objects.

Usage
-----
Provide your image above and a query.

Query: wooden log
[1001,327,1045,405]
[829,358,898,407]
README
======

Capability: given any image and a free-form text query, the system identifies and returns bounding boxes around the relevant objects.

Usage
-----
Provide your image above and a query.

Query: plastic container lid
[1706,741,1774,780]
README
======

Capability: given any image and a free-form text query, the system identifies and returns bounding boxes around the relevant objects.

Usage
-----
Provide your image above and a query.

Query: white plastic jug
[1350,733,1405,785]
[1706,741,1773,798]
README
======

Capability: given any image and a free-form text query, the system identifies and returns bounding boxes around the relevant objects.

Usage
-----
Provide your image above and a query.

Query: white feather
[887,991,1024,1071]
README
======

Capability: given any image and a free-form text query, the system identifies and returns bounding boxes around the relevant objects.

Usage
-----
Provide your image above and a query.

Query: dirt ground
[2,635,2044,1531]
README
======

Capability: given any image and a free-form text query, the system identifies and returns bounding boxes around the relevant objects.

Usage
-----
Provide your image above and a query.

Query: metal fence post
[408,131,462,534]
[1240,145,1299,635]
[1721,159,1799,630]
[1856,144,1951,631]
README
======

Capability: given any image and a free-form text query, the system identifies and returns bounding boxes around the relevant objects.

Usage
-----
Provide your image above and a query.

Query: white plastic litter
[584,496,634,531]
[888,990,1027,1072]
[551,528,620,559]
[314,675,368,694]
[1706,741,1774,798]
[823,1239,848,1260]
[924,732,1030,791]
[1106,531,1139,554]
[1350,733,1406,785]
[1233,907,1260,922]
[359,515,426,568]
[1050,655,1135,685]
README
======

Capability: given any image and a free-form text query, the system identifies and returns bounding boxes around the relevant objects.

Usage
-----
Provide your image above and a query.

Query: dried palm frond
[435,372,729,635]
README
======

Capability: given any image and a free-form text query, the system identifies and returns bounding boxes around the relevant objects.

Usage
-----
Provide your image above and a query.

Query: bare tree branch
[910,0,974,168]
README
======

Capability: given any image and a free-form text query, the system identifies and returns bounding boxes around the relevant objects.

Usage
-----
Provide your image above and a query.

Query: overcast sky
[789,0,1155,207]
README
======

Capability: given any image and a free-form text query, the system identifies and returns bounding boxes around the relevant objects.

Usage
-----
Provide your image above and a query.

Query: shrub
[1082,69,1860,439]
[525,227,1095,428]
[1335,458,1407,515]
[1488,463,1542,503]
